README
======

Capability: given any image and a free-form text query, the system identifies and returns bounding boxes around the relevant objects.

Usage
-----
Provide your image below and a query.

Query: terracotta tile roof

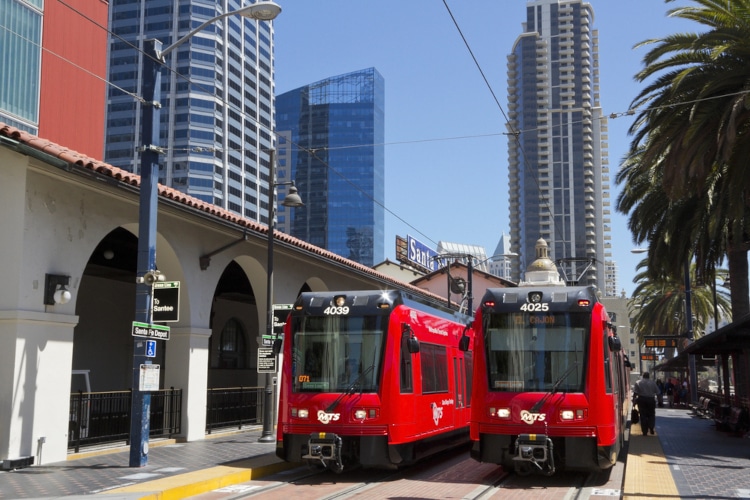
[0,122,450,306]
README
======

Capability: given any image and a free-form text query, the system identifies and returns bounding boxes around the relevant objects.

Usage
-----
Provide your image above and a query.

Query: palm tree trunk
[727,246,749,319]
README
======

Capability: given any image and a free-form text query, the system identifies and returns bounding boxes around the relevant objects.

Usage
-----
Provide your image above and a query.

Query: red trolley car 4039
[275,289,474,472]
[461,285,632,475]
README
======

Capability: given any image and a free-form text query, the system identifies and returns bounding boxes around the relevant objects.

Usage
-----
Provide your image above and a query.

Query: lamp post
[129,2,281,467]
[630,248,697,404]
[436,252,518,315]
[259,149,303,442]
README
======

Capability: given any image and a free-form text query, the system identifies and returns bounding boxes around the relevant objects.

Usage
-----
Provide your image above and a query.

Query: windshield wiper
[326,364,374,413]
[530,362,579,413]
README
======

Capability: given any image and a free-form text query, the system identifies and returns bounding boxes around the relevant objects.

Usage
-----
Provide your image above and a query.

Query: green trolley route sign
[131,321,170,340]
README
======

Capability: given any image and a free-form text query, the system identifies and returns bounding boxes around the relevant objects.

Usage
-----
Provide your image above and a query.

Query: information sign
[640,353,657,361]
[644,336,679,348]
[146,340,156,358]
[139,364,160,391]
[257,348,277,373]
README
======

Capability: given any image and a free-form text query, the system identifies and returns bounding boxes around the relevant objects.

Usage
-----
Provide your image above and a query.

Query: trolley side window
[421,343,448,394]
[464,351,473,406]
[400,332,414,393]
[604,332,613,393]
[485,311,589,392]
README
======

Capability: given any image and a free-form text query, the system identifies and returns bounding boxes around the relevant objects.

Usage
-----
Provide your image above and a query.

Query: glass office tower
[507,0,613,291]
[276,68,385,267]
[105,0,277,222]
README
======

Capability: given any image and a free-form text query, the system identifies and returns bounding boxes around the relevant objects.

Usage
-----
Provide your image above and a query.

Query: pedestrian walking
[634,372,659,435]
[656,379,664,408]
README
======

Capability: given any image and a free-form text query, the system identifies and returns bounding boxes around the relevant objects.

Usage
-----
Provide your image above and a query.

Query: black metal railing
[68,385,264,451]
[205,386,263,434]
[68,388,182,452]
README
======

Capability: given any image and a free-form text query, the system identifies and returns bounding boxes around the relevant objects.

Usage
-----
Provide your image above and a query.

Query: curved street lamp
[130,2,281,467]
[259,149,303,443]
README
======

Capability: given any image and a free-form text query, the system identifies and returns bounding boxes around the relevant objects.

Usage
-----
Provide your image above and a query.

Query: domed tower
[519,238,565,286]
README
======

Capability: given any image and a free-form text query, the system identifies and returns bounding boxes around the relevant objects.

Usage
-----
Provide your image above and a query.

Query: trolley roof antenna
[554,258,595,286]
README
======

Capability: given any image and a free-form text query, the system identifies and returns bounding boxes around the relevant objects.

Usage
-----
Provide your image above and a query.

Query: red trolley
[275,289,474,472]
[462,285,631,475]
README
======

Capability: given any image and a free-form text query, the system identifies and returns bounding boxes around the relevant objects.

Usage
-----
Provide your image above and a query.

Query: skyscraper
[104,0,277,222]
[276,68,385,267]
[1,0,108,158]
[507,0,613,291]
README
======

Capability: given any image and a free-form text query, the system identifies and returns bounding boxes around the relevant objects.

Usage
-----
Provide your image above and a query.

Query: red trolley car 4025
[461,285,631,475]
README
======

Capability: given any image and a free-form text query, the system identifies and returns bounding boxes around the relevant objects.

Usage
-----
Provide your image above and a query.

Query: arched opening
[208,261,258,388]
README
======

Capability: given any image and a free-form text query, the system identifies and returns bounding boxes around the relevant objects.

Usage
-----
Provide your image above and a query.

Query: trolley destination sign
[131,321,170,340]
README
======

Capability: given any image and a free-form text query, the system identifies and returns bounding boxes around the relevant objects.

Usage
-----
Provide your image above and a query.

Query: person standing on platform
[656,378,665,408]
[634,372,659,435]
[665,379,675,407]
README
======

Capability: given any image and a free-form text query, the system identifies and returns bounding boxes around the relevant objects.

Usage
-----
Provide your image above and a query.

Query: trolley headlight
[292,408,309,419]
[560,408,586,421]
[353,408,378,420]
[528,291,543,303]
[491,407,511,419]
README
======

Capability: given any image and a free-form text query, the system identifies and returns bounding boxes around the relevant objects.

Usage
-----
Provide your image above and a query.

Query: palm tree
[620,0,750,318]
[629,259,732,345]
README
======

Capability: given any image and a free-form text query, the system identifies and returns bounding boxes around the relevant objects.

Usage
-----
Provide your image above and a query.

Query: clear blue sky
[273,0,696,296]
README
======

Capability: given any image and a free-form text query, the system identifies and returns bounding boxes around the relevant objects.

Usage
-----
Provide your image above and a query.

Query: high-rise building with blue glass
[276,68,385,267]
[104,0,277,222]
[507,0,613,292]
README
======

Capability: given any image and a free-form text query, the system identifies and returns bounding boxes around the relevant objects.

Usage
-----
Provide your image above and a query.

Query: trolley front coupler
[513,433,555,475]
[303,432,343,469]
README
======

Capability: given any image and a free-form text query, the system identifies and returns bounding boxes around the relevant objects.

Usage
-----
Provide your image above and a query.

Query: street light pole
[129,38,163,468]
[631,248,698,404]
[129,2,281,466]
[684,260,698,405]
[259,149,303,442]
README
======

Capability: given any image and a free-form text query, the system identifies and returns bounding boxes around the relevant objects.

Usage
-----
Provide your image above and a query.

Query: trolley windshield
[291,314,386,393]
[484,311,589,393]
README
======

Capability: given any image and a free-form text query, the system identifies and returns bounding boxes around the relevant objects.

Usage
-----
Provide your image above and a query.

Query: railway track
[190,445,623,500]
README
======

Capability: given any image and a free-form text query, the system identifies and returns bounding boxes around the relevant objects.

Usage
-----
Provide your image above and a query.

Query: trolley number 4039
[323,306,350,315]
[520,302,549,312]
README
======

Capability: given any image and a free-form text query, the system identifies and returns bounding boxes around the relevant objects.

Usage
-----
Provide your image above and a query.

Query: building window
[217,318,246,369]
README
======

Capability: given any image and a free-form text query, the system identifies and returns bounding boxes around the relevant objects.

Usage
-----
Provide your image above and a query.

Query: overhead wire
[442,0,572,262]
[15,1,750,261]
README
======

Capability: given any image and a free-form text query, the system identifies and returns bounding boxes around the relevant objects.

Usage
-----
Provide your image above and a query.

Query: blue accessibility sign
[146,340,157,358]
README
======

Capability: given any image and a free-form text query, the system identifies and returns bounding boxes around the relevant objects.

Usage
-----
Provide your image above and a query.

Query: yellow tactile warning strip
[622,420,680,499]
[102,454,296,500]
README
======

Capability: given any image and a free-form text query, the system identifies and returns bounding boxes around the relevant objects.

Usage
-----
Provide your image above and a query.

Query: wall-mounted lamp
[44,274,71,305]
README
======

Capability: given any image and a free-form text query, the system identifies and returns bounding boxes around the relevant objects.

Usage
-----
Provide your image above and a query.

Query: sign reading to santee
[132,321,170,340]
[262,304,292,346]
[152,281,179,322]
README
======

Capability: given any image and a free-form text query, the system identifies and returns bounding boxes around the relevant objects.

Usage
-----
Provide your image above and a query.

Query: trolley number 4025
[520,302,549,312]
